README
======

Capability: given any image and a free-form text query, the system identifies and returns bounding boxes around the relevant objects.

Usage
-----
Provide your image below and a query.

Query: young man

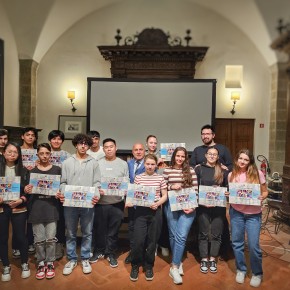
[125,143,146,264]
[90,138,129,267]
[0,129,8,155]
[57,134,101,276]
[21,127,38,150]
[48,130,70,159]
[87,131,105,161]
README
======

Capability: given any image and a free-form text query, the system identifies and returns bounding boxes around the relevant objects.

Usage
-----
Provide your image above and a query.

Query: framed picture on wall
[58,115,87,140]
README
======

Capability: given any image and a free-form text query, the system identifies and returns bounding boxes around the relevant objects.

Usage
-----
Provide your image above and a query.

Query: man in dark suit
[125,143,145,263]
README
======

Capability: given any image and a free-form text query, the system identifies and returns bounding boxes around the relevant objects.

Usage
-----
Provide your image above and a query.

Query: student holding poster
[24,143,61,280]
[228,149,268,288]
[128,154,167,282]
[163,147,198,285]
[0,142,30,282]
[194,146,228,275]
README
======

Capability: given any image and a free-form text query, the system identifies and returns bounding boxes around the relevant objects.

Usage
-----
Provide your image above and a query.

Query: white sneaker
[236,270,246,284]
[21,263,31,279]
[178,263,184,276]
[161,247,169,257]
[81,260,92,274]
[250,275,263,287]
[169,267,183,285]
[1,266,11,282]
[63,261,77,275]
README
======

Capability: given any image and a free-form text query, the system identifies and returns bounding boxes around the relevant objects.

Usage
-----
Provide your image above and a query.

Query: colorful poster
[125,184,156,207]
[160,143,186,161]
[63,185,100,208]
[229,183,261,205]
[21,149,38,168]
[0,176,21,201]
[198,185,227,207]
[29,173,61,196]
[100,177,129,196]
[168,187,198,211]
[50,151,70,167]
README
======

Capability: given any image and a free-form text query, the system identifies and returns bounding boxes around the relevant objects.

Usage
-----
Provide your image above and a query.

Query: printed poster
[0,176,20,201]
[50,151,70,167]
[63,185,100,208]
[125,184,156,207]
[100,177,129,196]
[168,187,198,211]
[21,149,38,168]
[160,143,186,161]
[229,183,261,206]
[198,185,227,207]
[29,173,61,196]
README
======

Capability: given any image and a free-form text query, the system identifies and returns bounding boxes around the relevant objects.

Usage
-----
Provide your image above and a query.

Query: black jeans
[128,207,136,250]
[158,205,170,248]
[93,201,124,256]
[198,206,224,258]
[56,203,66,244]
[131,206,162,269]
[0,208,28,266]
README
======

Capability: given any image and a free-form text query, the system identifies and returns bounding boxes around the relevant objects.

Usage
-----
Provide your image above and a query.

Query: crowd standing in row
[0,125,268,287]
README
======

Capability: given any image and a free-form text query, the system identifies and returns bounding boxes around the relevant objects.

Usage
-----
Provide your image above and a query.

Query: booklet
[100,177,129,196]
[21,149,38,168]
[198,185,227,207]
[168,187,198,211]
[63,185,100,208]
[50,151,70,167]
[0,176,20,201]
[160,143,186,161]
[29,173,61,196]
[229,183,261,206]
[125,184,156,207]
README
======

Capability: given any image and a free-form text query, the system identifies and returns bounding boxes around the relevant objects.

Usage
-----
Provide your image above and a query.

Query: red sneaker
[36,264,46,280]
[46,263,55,279]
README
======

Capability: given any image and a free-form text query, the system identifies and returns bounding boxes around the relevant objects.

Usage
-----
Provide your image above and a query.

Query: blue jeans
[64,207,94,261]
[165,202,196,266]
[230,206,263,276]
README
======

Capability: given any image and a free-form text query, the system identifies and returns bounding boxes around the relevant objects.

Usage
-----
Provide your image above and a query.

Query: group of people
[0,124,268,288]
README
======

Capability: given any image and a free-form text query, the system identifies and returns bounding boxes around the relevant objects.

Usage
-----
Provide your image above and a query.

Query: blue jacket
[127,158,145,183]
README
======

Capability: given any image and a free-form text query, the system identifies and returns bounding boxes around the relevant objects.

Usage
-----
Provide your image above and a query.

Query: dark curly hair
[72,134,93,147]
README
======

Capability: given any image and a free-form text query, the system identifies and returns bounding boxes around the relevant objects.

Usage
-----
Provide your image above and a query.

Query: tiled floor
[1,206,290,290]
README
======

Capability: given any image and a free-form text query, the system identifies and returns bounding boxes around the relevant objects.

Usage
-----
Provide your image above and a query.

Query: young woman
[0,142,30,282]
[228,149,268,288]
[194,146,228,274]
[163,147,198,285]
[129,154,167,282]
[25,143,61,280]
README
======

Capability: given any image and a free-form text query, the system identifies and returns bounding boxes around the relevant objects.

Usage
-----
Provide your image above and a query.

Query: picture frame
[58,115,87,140]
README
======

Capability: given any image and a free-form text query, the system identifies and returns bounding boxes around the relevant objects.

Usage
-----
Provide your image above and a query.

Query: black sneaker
[145,268,154,281]
[89,252,104,264]
[125,252,132,264]
[200,260,208,274]
[130,265,139,282]
[107,254,118,268]
[209,260,217,273]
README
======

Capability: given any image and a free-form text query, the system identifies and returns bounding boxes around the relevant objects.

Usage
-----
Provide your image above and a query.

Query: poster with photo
[198,185,227,207]
[30,173,61,196]
[229,183,261,205]
[168,187,198,211]
[125,184,156,207]
[63,185,100,208]
[50,151,70,167]
[160,143,186,161]
[0,176,20,201]
[21,149,38,168]
[100,177,129,196]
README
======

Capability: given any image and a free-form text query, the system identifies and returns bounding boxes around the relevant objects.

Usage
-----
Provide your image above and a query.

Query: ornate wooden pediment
[98,28,208,79]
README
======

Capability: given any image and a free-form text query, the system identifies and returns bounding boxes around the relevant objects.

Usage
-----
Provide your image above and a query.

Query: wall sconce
[67,91,77,112]
[230,91,240,115]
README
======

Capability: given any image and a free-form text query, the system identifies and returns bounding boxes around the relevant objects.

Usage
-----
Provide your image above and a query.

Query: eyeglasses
[207,153,218,157]
[77,142,89,146]
[201,133,213,136]
[5,150,19,156]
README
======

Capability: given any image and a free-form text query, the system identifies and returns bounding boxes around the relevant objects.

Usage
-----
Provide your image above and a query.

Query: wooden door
[214,118,255,159]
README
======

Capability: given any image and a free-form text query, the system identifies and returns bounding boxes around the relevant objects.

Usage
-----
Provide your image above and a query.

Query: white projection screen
[87,78,216,151]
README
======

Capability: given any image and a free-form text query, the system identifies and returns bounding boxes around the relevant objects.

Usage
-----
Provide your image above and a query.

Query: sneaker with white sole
[161,247,169,257]
[236,270,246,284]
[28,244,36,254]
[81,260,92,274]
[1,266,11,282]
[250,275,263,287]
[21,263,31,279]
[169,267,183,285]
[89,252,104,263]
[63,261,77,275]
[36,263,46,280]
[107,255,118,268]
[200,260,208,274]
[209,260,217,273]
[46,263,55,279]
[12,249,21,259]
[178,263,184,276]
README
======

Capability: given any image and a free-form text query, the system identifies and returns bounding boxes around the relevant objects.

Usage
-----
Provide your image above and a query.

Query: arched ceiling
[1,0,289,65]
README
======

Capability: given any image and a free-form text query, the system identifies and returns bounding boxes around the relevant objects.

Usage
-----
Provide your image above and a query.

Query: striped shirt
[134,172,167,201]
[163,167,198,191]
